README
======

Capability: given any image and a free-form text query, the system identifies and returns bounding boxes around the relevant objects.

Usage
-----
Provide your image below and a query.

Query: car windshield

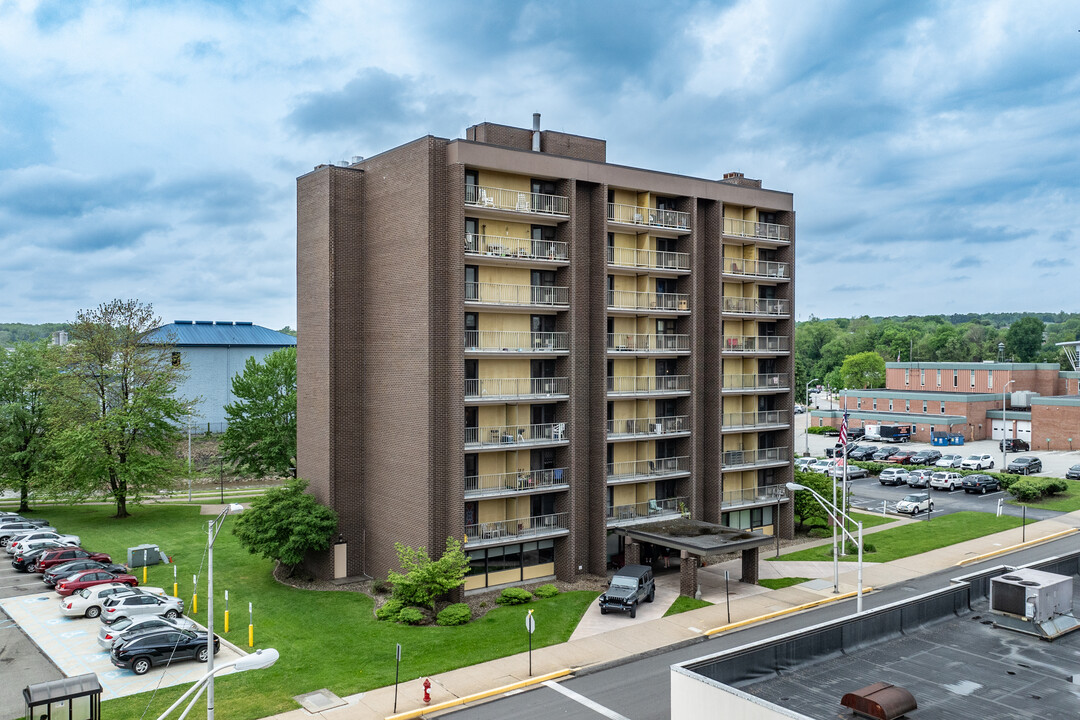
[902,495,923,502]
[77,588,91,599]
[113,617,133,630]
[966,456,981,460]
[610,577,637,589]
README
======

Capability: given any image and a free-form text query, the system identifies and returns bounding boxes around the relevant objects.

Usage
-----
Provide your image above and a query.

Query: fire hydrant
[423,678,431,704]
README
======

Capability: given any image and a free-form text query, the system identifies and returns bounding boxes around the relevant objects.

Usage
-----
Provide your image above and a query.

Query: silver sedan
[97,614,194,650]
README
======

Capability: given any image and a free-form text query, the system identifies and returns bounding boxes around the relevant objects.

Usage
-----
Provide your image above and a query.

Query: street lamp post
[804,378,819,457]
[787,482,864,613]
[156,648,280,720]
[1002,379,1015,471]
[207,503,244,720]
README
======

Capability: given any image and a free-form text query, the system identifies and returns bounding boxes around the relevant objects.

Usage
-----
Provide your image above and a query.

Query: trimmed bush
[375,598,404,621]
[371,580,391,594]
[1009,479,1043,503]
[808,527,831,539]
[534,584,560,599]
[495,588,533,605]
[851,461,885,476]
[436,603,472,626]
[845,540,875,555]
[1043,479,1069,496]
[807,426,835,435]
[397,607,424,625]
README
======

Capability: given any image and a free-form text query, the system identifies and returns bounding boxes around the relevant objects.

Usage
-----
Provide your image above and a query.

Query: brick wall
[1030,404,1080,450]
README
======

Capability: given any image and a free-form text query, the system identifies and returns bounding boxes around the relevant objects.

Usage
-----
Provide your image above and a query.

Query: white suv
[961,454,995,470]
[929,471,963,491]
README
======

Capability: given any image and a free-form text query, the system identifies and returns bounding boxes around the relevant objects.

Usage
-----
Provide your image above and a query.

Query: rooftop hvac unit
[1009,390,1039,408]
[990,568,1080,640]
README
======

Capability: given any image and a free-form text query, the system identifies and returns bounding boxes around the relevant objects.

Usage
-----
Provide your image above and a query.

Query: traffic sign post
[525,610,536,676]
[393,643,402,712]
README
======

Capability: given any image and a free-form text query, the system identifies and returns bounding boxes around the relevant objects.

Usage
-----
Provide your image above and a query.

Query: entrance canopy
[614,518,774,556]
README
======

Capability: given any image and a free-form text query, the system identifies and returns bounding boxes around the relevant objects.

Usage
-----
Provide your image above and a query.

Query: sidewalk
[269,511,1080,720]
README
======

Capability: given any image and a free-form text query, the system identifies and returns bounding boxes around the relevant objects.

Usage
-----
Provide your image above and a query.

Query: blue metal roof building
[146,320,297,348]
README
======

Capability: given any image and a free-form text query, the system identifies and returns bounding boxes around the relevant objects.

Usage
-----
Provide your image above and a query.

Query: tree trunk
[18,481,30,514]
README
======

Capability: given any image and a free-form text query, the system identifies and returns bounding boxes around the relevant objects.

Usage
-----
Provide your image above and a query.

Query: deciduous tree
[387,538,470,610]
[1006,316,1045,362]
[0,341,60,512]
[839,351,886,389]
[232,478,338,573]
[220,346,296,477]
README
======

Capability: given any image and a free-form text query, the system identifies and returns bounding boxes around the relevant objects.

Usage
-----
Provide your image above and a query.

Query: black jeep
[598,564,655,618]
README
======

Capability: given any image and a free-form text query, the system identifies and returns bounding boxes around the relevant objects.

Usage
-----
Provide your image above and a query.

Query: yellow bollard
[173,582,178,598]
[193,593,197,614]
[143,566,147,584]
[224,610,230,633]
[248,624,253,647]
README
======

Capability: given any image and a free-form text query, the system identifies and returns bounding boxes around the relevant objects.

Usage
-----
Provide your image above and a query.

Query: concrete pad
[568,574,678,641]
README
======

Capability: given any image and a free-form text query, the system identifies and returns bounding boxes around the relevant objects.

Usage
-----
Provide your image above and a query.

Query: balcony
[722,257,790,281]
[607,332,689,355]
[466,233,568,265]
[607,202,690,232]
[721,373,790,393]
[721,297,791,318]
[721,484,789,509]
[608,289,690,314]
[608,415,689,440]
[721,336,790,355]
[465,331,569,355]
[721,446,790,471]
[606,496,686,527]
[465,513,568,546]
[608,246,690,273]
[607,456,690,484]
[465,377,569,403]
[722,217,790,244]
[465,422,567,451]
[466,185,569,217]
[466,282,569,309]
[608,375,690,397]
[465,467,569,499]
[721,410,789,432]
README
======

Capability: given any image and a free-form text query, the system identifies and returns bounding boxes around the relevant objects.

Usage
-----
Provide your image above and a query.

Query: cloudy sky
[1,0,1077,329]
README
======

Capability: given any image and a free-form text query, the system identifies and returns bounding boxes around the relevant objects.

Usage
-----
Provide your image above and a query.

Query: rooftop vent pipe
[532,113,541,152]
[840,682,917,720]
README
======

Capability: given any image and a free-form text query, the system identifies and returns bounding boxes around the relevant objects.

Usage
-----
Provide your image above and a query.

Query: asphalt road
[847,475,1062,522]
[446,532,1080,720]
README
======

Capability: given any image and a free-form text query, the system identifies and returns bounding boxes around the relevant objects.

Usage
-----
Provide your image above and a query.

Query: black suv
[111,627,219,675]
[999,438,1029,452]
[962,474,1001,494]
[1007,456,1042,475]
[909,450,942,466]
[848,445,879,461]
[598,564,655,618]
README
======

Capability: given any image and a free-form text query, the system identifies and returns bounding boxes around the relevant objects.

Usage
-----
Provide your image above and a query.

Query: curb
[955,528,1079,566]
[703,587,874,636]
[384,668,574,720]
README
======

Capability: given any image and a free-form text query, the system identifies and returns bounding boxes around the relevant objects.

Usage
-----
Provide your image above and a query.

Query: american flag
[839,410,849,448]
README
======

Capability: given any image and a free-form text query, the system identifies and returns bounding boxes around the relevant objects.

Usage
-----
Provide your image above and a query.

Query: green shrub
[807,426,835,435]
[845,540,875,555]
[375,598,404,621]
[436,603,472,626]
[1043,478,1069,496]
[808,527,831,539]
[397,607,424,625]
[371,580,391,594]
[1009,479,1043,503]
[852,461,885,476]
[534,584,560,599]
[495,588,533,605]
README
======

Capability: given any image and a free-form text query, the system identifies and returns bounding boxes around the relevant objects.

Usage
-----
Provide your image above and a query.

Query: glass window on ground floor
[722,505,774,533]
[464,539,556,591]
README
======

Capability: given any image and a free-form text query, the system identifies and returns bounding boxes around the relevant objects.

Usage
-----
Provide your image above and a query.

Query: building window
[920,369,925,386]
[857,398,862,409]
[937,369,942,387]
[953,370,958,388]
[873,398,877,410]
[889,400,893,411]
[905,400,910,411]
[988,370,993,389]
[970,370,976,388]
[171,352,181,367]
[940,402,945,414]
[923,401,928,413]
[905,369,909,386]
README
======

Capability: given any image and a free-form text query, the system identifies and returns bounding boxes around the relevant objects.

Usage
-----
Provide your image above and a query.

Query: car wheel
[600,607,607,615]
[196,646,209,663]
[132,657,152,675]
[85,606,100,619]
[981,486,987,494]
[629,604,637,619]
[164,609,179,619]
[912,507,919,515]
[989,462,994,468]
[647,588,655,603]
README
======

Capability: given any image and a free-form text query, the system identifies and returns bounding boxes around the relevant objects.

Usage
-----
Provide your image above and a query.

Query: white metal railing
[466,185,569,216]
[607,496,685,523]
[722,257,789,279]
[465,377,569,399]
[608,416,689,438]
[608,375,690,394]
[721,446,790,468]
[465,233,568,262]
[722,373,790,391]
[607,202,690,230]
[466,282,569,307]
[607,333,689,353]
[465,468,569,498]
[723,217,790,242]
[608,456,690,480]
[722,484,788,508]
[465,422,567,448]
[608,246,690,272]
[608,289,689,312]
[722,410,789,429]
[465,513,568,542]
[721,297,791,316]
[465,331,569,352]
[722,336,791,353]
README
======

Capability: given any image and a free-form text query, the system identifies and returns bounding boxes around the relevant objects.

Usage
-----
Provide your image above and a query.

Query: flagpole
[841,394,849,558]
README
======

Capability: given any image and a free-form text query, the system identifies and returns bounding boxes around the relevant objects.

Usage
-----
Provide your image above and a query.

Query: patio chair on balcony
[552,423,565,441]
[648,499,659,515]
[515,193,530,212]
[480,189,495,207]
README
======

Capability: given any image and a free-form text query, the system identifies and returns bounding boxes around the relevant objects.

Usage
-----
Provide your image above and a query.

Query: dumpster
[931,432,950,447]
[127,544,163,568]
[949,433,965,446]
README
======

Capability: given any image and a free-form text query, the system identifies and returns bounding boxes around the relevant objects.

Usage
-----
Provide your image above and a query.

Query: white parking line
[542,680,631,720]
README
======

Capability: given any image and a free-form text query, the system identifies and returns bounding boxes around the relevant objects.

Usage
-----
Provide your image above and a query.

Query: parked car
[828,464,869,479]
[906,469,934,488]
[0,516,50,527]
[44,561,128,588]
[847,427,866,441]
[598,564,655,618]
[935,454,963,468]
[961,454,995,471]
[999,438,1029,452]
[0,523,57,544]
[794,457,817,471]
[896,493,934,515]
[890,450,919,465]
[100,591,185,624]
[1007,457,1042,475]
[10,541,75,571]
[59,584,165,619]
[848,445,879,461]
[35,547,112,573]
[98,615,194,650]
[908,450,942,466]
[56,569,138,597]
[929,471,964,491]
[962,474,1001,494]
[111,627,220,675]
[826,442,860,458]
[1068,464,1080,480]
[793,404,805,414]
[879,468,910,486]
[808,459,839,475]
[873,447,901,462]
[7,532,80,555]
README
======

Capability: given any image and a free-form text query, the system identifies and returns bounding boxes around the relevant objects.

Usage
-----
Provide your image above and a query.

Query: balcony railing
[466,185,569,216]
[608,246,690,272]
[608,415,689,438]
[722,257,789,279]
[722,373,790,392]
[465,513,568,543]
[607,496,685,525]
[608,375,690,395]
[722,297,791,317]
[722,217,790,242]
[607,333,689,353]
[607,202,690,231]
[465,377,569,400]
[607,456,689,481]
[466,233,568,262]
[721,446,790,469]
[722,484,788,509]
[608,289,689,313]
[466,282,569,308]
[722,336,791,353]
[465,422,567,448]
[722,410,789,430]
[465,331,569,353]
[465,468,569,498]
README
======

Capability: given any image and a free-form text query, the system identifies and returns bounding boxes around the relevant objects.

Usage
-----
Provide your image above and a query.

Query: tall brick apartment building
[296,118,796,589]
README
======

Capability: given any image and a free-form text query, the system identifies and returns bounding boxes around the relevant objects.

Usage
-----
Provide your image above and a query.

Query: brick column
[625,541,641,566]
[680,553,699,597]
[741,547,759,585]
[778,496,795,540]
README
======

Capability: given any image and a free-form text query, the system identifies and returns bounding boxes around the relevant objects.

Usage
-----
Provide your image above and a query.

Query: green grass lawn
[758,577,811,590]
[10,503,597,720]
[663,596,712,617]
[1009,478,1080,512]
[798,510,898,532]
[774,511,1027,563]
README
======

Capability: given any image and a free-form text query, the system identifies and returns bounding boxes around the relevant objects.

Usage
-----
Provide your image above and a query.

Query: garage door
[1016,420,1032,441]
[991,419,1006,440]
[992,420,1032,441]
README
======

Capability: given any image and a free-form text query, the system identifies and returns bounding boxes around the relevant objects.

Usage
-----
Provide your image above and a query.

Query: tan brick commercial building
[297,119,796,589]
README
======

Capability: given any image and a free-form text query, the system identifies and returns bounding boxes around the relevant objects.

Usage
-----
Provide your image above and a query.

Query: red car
[35,548,112,573]
[890,450,918,464]
[56,569,137,596]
